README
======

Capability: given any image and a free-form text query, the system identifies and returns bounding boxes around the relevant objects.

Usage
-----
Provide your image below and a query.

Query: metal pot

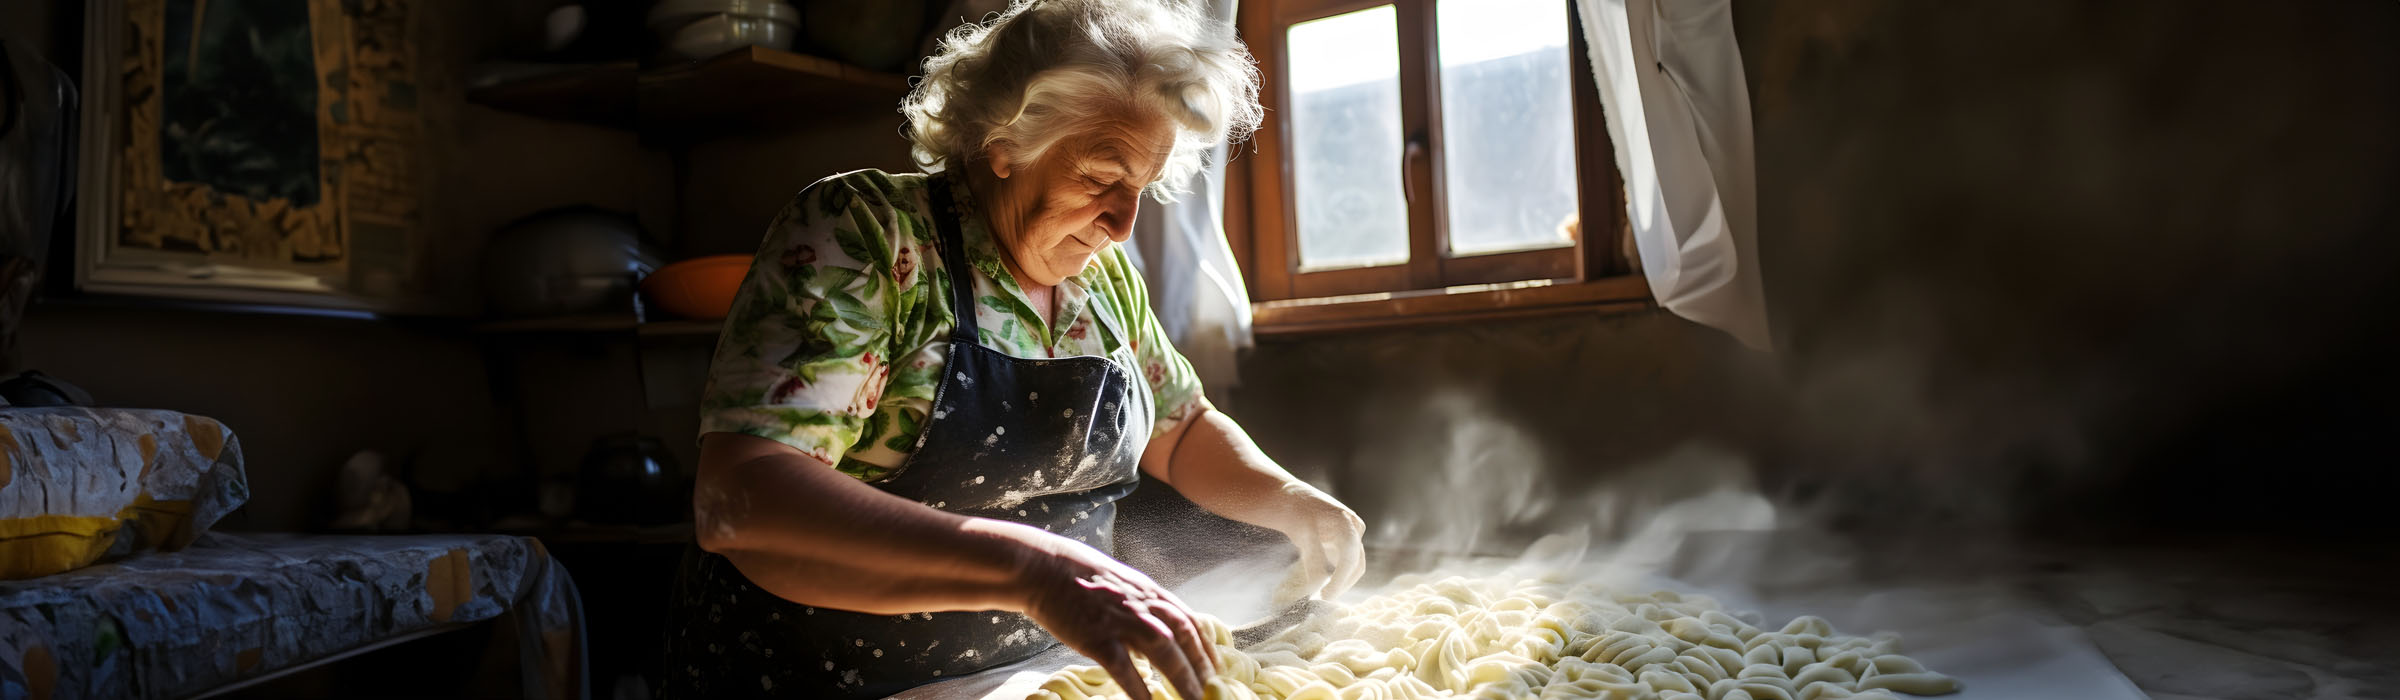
[647,0,801,63]
[478,206,660,319]
[799,0,936,73]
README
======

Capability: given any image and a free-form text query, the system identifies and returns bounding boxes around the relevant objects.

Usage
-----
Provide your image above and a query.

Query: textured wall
[1735,0,2400,531]
[15,0,671,531]
[1218,0,2400,546]
[14,0,919,531]
[19,304,501,530]
[1218,311,1773,556]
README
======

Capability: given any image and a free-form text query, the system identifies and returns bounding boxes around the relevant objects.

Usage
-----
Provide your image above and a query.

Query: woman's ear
[982,144,1013,179]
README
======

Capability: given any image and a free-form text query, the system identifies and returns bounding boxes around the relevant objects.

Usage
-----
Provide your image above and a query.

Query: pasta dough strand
[1025,574,1960,700]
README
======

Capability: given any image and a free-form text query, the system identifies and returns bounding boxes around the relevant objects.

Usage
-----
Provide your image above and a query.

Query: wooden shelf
[475,314,723,336]
[639,46,912,137]
[637,319,726,337]
[467,46,911,138]
[475,314,640,333]
[466,62,641,128]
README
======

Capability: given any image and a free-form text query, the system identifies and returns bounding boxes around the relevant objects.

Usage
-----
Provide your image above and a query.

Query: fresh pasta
[1027,573,1961,700]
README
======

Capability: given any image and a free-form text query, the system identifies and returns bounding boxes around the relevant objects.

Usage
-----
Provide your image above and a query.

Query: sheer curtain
[1128,0,1253,406]
[1575,0,1772,350]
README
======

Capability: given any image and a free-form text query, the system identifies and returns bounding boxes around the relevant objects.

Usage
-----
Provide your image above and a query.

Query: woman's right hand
[1012,531,1218,700]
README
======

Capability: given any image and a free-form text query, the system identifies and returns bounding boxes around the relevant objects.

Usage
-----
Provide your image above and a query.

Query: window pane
[1288,5,1409,271]
[1436,0,1577,256]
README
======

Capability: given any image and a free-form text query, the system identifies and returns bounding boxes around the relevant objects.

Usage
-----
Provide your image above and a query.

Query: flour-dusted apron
[661,176,1155,699]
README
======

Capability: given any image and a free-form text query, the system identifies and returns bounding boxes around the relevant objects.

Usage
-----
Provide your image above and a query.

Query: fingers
[1334,547,1365,599]
[1285,528,1334,603]
[1156,594,1220,675]
[1136,588,1215,699]
[1134,576,1215,673]
[1324,532,1366,599]
[1131,614,1206,700]
[1330,511,1366,598]
[1022,541,1226,700]
[1095,642,1153,700]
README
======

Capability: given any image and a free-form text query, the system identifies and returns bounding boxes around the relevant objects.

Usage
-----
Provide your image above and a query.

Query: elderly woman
[661,2,1366,698]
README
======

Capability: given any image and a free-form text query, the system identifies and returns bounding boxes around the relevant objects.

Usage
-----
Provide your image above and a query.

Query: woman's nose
[1100,187,1139,242]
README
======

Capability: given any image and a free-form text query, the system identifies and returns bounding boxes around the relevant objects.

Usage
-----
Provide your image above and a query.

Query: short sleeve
[1084,248,1207,440]
[699,172,923,479]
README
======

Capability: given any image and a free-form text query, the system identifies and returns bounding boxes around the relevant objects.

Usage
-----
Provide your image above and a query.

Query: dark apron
[660,176,1154,699]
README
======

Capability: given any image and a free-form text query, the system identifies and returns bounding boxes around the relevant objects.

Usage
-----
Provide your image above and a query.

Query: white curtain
[1129,0,1253,406]
[1576,0,1772,350]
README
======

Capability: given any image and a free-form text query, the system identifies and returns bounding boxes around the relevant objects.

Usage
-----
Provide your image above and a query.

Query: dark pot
[575,433,688,525]
[799,0,938,73]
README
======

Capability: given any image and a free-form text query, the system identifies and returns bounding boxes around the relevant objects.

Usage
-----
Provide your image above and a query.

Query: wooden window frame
[1233,0,1648,335]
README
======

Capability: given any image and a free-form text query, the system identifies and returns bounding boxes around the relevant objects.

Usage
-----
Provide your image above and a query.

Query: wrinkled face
[980,116,1176,287]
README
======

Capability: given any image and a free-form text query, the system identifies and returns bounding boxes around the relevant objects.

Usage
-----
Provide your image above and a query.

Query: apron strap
[929,175,981,346]
[1085,283,1134,354]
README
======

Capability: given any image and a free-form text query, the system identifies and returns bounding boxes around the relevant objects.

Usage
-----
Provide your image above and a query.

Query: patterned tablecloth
[0,532,585,700]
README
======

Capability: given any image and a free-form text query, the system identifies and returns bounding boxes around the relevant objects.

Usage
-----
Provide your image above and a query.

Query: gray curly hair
[901,0,1263,201]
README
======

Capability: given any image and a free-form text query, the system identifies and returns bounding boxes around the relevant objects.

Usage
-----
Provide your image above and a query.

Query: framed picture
[75,0,425,309]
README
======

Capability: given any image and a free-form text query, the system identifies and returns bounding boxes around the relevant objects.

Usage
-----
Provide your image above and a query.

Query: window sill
[1250,276,1654,337]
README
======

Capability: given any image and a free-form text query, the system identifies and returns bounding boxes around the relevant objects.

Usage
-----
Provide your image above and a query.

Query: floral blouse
[698,169,1205,481]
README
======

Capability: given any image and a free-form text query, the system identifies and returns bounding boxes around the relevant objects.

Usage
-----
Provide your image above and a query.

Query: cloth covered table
[0,532,584,699]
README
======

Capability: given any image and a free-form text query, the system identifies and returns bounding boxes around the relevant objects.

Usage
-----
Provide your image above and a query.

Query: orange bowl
[641,255,750,320]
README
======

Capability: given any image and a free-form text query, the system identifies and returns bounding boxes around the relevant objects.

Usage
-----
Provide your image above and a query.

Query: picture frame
[75,0,425,309]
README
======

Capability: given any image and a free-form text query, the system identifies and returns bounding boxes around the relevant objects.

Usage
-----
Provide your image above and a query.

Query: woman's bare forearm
[1142,406,1318,533]
[693,432,1055,614]
[1147,406,1368,599]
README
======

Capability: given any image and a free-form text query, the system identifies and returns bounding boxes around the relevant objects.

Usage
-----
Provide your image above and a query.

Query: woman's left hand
[1272,482,1367,601]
